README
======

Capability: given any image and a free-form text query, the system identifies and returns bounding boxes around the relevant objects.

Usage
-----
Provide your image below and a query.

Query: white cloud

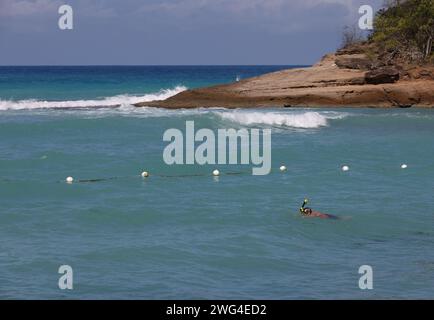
[136,0,374,34]
[136,0,382,27]
[0,0,62,16]
[139,0,360,15]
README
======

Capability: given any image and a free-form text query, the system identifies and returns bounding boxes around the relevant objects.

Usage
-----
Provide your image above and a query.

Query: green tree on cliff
[372,0,434,60]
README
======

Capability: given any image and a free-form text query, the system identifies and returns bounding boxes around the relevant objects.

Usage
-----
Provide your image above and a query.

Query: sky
[0,0,384,65]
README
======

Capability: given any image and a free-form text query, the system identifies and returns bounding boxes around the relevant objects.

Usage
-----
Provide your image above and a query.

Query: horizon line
[0,64,311,67]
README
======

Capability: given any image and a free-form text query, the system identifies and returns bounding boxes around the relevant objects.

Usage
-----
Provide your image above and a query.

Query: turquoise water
[0,67,433,299]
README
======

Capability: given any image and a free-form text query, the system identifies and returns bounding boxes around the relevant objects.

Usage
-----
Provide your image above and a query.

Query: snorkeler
[300,199,339,219]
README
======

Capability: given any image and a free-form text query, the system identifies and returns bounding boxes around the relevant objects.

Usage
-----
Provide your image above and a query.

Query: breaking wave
[215,110,347,128]
[0,86,187,110]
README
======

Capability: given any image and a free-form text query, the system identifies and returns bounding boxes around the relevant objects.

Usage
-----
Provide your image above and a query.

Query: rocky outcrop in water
[135,52,434,109]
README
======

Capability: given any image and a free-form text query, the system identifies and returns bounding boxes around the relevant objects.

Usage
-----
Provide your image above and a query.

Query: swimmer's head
[301,207,312,215]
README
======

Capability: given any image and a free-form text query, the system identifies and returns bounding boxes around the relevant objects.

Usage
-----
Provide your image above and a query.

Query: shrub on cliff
[372,0,433,62]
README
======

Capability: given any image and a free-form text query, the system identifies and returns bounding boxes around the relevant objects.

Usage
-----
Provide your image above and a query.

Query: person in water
[300,199,338,219]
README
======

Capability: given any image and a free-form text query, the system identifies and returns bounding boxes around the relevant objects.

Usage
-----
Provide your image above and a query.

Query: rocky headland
[135,0,433,109]
[135,50,433,109]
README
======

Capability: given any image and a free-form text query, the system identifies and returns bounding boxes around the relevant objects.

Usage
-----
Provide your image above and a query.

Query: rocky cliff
[135,51,434,109]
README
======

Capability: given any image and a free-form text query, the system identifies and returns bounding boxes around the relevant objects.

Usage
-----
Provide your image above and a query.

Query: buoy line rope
[0,171,255,184]
[65,170,253,183]
[0,163,410,184]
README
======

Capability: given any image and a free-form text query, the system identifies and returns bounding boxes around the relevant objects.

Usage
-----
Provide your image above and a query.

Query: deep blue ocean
[0,66,433,299]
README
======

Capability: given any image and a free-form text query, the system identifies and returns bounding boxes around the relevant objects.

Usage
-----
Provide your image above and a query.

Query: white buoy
[342,165,349,172]
[212,169,220,176]
[279,165,287,172]
[66,176,74,183]
[401,164,408,169]
[141,171,149,178]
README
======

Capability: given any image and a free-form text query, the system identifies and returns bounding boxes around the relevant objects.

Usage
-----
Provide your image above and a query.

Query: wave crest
[0,86,187,111]
[216,111,342,128]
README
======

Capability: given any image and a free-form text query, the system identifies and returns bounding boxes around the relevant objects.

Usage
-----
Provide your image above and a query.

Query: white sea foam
[0,86,187,111]
[215,110,346,128]
[0,87,351,128]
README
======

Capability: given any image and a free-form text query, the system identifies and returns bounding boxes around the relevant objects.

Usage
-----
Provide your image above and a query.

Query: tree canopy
[372,0,433,61]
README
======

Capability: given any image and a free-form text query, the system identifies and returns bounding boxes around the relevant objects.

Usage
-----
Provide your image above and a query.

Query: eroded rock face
[335,43,367,55]
[335,54,373,70]
[403,66,434,80]
[135,52,434,109]
[365,67,400,84]
[417,70,434,80]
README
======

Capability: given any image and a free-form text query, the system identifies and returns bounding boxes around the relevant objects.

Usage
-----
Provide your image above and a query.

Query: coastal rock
[365,67,400,84]
[335,54,372,70]
[335,43,367,55]
[404,66,434,80]
[135,53,434,109]
[418,70,433,80]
